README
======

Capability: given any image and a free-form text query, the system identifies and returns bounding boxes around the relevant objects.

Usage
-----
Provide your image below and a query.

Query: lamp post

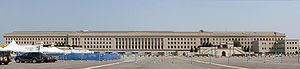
[228,46,231,64]
[264,52,266,63]
[297,51,299,63]
[79,30,88,62]
[210,47,212,64]
[247,32,251,63]
[274,32,283,63]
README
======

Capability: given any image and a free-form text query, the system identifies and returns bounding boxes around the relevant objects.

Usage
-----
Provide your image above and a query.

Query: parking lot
[0,59,124,69]
[1,56,300,69]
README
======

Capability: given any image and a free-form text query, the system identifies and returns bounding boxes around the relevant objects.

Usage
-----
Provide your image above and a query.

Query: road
[1,56,300,69]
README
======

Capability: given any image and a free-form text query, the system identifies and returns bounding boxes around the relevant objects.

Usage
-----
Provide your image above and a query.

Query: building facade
[253,40,299,55]
[3,31,291,55]
[3,31,285,50]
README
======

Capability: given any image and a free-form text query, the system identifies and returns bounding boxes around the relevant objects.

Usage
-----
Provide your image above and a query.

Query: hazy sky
[0,0,300,45]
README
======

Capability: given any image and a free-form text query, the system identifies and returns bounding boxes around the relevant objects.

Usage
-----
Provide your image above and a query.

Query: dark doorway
[145,52,151,56]
[158,52,165,56]
[222,51,226,56]
[132,52,138,55]
[118,52,125,55]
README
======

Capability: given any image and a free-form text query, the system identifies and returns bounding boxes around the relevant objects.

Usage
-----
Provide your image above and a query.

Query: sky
[0,0,300,45]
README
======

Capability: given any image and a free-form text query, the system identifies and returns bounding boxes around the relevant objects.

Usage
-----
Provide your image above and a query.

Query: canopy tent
[2,40,28,52]
[40,47,65,53]
[1,40,65,53]
[20,45,66,53]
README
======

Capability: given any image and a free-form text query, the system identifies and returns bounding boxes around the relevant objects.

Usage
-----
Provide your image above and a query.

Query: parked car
[275,54,282,57]
[47,56,57,63]
[15,52,57,63]
[0,51,11,65]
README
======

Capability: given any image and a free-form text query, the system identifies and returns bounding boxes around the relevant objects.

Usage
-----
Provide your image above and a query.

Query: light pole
[274,32,283,63]
[210,47,212,64]
[297,51,299,63]
[135,54,137,63]
[264,53,266,63]
[247,33,251,63]
[171,54,174,64]
[228,46,231,64]
[79,30,88,62]
[280,52,283,63]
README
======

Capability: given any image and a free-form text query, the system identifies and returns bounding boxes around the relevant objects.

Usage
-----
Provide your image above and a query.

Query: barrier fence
[47,53,121,61]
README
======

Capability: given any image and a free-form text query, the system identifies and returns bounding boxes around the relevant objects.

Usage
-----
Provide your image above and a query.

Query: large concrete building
[3,31,296,55]
[252,40,299,55]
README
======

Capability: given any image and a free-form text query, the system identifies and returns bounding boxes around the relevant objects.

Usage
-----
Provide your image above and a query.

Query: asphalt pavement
[1,56,300,69]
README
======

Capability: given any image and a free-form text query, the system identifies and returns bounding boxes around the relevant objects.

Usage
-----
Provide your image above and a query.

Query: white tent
[2,40,28,52]
[40,47,65,53]
[19,45,66,53]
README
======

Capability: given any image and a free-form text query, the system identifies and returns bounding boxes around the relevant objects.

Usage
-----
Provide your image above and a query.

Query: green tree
[201,42,206,47]
[190,47,194,52]
[208,43,213,47]
[194,48,198,52]
[233,40,242,47]
[243,47,250,52]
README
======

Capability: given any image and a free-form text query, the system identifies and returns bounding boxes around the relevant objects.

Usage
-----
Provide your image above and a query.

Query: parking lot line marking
[178,57,248,69]
[83,62,122,69]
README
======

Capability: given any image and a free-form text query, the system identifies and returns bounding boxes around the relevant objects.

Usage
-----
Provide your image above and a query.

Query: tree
[201,42,206,47]
[206,42,210,47]
[208,43,213,47]
[243,47,247,52]
[243,47,250,52]
[194,48,198,52]
[233,40,242,47]
[190,47,194,52]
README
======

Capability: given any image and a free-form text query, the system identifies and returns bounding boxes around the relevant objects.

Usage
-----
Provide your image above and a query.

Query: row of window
[6,38,66,41]
[261,42,278,45]
[116,38,163,41]
[83,38,111,41]
[213,37,284,41]
[72,38,112,41]
[116,42,162,45]
[213,42,252,44]
[167,46,197,49]
[84,45,111,48]
[167,38,198,41]
[261,47,298,50]
[6,37,285,41]
[261,47,283,50]
[287,47,298,49]
[287,42,298,44]
[168,42,196,45]
[287,52,298,54]
[84,42,112,45]
[116,45,163,49]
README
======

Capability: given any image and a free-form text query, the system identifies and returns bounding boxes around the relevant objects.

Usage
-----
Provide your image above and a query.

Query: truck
[0,51,11,65]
